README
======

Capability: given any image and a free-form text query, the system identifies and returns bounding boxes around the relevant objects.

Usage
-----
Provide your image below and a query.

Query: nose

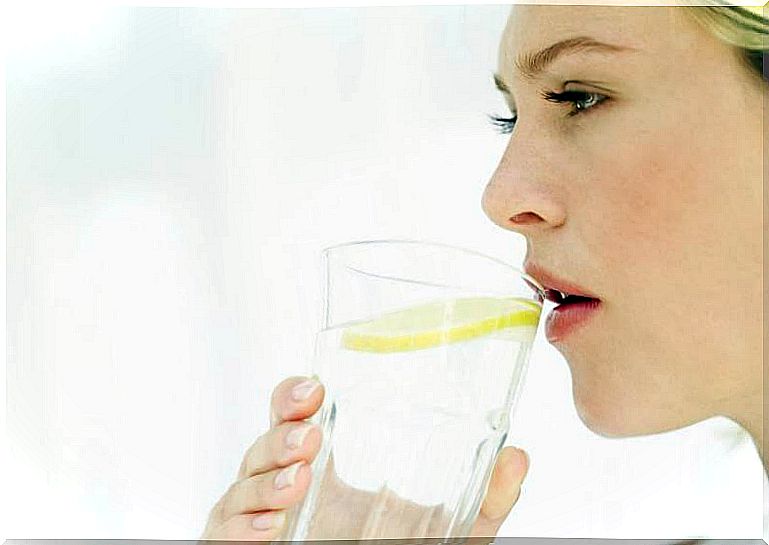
[481,136,567,235]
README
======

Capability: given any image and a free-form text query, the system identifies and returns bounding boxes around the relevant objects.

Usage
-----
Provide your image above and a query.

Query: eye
[487,113,517,135]
[487,89,608,134]
[540,89,609,117]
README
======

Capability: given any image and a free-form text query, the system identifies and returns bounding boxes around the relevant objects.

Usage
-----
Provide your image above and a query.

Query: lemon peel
[340,297,540,353]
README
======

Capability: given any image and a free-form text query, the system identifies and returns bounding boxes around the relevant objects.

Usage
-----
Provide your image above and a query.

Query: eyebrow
[494,36,636,92]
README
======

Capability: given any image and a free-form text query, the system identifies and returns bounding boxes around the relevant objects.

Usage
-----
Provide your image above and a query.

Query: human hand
[201,376,530,540]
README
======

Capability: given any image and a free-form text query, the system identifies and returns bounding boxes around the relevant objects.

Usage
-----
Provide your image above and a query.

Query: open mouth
[523,262,600,306]
[545,290,600,307]
[523,262,602,342]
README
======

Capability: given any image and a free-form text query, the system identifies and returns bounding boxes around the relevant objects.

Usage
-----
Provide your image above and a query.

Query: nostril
[509,212,542,225]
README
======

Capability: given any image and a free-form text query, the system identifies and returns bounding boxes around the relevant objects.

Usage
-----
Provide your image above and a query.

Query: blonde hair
[683,2,768,82]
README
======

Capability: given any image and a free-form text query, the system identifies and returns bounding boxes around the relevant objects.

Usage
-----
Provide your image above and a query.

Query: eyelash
[488,90,609,135]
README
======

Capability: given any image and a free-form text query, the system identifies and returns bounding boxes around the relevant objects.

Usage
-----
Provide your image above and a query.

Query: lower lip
[545,299,601,343]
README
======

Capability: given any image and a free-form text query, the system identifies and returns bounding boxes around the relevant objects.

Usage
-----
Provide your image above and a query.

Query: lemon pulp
[340,297,540,353]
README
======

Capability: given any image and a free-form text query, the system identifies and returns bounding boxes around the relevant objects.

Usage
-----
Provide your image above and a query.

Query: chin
[562,342,683,438]
[571,383,669,439]
[572,385,704,439]
[573,401,637,438]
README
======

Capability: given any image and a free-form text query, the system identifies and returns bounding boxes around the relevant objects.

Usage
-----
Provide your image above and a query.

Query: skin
[483,5,764,459]
[203,6,765,539]
[202,377,528,539]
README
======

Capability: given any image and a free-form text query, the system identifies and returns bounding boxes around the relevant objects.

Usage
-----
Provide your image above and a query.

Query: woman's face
[483,6,764,437]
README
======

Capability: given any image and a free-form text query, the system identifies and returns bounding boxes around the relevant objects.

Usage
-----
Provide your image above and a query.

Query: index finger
[269,375,325,428]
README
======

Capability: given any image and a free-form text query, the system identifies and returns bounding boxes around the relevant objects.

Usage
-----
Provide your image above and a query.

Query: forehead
[497,6,702,79]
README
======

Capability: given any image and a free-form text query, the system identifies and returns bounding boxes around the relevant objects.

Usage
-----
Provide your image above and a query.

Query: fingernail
[514,448,530,476]
[285,424,313,450]
[517,448,529,465]
[274,461,304,490]
[291,379,320,402]
[251,510,286,531]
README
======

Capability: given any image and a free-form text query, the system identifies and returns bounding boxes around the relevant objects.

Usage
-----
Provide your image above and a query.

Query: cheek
[587,144,698,262]
[579,112,728,300]
[584,104,759,313]
[581,86,761,290]
[565,131,707,365]
[557,77,762,433]
[565,106,760,423]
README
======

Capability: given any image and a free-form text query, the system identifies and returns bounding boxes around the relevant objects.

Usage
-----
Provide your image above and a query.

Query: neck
[728,391,765,475]
[721,336,765,474]
[749,416,766,476]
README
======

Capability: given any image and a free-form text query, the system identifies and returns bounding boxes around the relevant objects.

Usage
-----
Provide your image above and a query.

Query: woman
[202,2,767,540]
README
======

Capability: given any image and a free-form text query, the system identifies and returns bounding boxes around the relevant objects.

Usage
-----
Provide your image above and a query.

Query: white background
[4,4,765,540]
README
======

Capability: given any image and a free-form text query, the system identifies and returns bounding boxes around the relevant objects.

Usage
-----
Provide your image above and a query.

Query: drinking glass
[281,240,544,543]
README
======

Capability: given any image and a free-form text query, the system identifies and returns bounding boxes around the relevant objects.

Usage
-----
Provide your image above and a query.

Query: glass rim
[321,238,546,297]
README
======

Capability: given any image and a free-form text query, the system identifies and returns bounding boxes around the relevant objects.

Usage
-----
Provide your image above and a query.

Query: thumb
[470,446,530,538]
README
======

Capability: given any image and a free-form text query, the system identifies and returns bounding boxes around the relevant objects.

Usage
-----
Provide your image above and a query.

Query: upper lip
[523,261,600,303]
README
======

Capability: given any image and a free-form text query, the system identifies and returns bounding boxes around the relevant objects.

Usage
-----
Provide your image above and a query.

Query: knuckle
[212,492,230,524]
[242,429,279,478]
[207,497,223,523]
[220,482,239,517]
[259,430,282,471]
[237,451,252,480]
[224,476,267,520]
[243,440,263,477]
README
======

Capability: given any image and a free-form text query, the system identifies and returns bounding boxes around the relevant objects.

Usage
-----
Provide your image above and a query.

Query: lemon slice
[341,297,540,353]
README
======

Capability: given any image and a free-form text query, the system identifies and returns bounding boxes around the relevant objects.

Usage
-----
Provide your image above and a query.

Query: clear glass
[280,240,544,543]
